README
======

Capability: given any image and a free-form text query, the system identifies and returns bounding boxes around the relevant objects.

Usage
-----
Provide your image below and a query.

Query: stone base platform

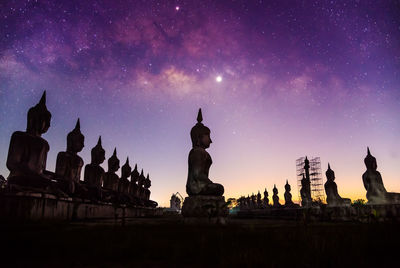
[235,204,400,222]
[0,191,162,221]
[182,195,229,220]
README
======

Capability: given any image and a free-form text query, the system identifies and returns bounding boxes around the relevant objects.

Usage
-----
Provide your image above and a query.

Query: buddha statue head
[138,169,145,186]
[364,147,377,171]
[326,163,335,181]
[67,118,84,154]
[91,136,105,165]
[108,148,120,173]
[27,91,52,136]
[273,184,278,195]
[190,108,212,149]
[285,180,291,192]
[131,164,139,182]
[121,157,131,179]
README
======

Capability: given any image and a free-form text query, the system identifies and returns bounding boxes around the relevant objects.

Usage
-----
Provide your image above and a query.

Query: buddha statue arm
[74,158,83,182]
[6,134,24,172]
[7,133,35,175]
[189,149,212,184]
[362,173,370,191]
[55,153,67,179]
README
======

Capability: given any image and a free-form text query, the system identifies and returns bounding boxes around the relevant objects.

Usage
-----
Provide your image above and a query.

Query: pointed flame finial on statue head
[197,108,203,123]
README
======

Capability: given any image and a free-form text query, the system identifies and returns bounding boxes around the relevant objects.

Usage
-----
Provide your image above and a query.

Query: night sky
[1,0,400,206]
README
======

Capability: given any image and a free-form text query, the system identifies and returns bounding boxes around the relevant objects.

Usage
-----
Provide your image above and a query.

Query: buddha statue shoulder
[186,109,224,196]
[7,91,52,188]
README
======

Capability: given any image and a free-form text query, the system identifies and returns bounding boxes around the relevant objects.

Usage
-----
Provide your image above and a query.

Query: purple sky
[1,0,400,206]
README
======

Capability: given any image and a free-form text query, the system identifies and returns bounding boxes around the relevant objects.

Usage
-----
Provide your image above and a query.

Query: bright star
[175,6,180,11]
[216,76,222,83]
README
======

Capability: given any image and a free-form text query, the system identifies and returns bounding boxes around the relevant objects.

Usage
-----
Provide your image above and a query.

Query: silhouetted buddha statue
[272,185,281,207]
[246,195,251,208]
[284,180,294,206]
[362,148,400,204]
[256,191,262,207]
[186,109,224,196]
[300,157,312,207]
[263,188,269,206]
[55,119,84,195]
[251,194,256,208]
[324,163,351,206]
[103,148,120,192]
[84,136,105,199]
[144,173,151,201]
[7,91,53,189]
[119,157,131,195]
[138,169,146,200]
[129,164,139,198]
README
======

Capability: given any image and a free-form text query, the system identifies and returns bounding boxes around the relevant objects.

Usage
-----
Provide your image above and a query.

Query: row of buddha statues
[238,181,299,209]
[4,91,157,207]
[239,150,400,210]
[300,151,400,207]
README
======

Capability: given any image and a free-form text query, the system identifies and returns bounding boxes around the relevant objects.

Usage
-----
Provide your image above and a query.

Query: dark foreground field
[1,217,399,267]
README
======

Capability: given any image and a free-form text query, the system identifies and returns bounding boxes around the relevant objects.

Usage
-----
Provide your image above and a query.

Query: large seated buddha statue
[6,91,53,189]
[83,136,105,200]
[55,119,85,195]
[263,188,269,206]
[272,184,281,207]
[119,157,131,195]
[284,180,294,206]
[362,148,400,204]
[324,163,351,206]
[182,109,227,220]
[186,109,224,196]
[103,148,120,192]
[129,164,139,200]
[144,173,151,201]
[138,169,146,200]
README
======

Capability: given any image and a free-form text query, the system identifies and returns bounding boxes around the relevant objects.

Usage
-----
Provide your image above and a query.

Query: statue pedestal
[182,195,228,219]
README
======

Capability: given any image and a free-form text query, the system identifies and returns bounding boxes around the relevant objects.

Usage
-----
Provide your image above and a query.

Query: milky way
[1,0,400,205]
